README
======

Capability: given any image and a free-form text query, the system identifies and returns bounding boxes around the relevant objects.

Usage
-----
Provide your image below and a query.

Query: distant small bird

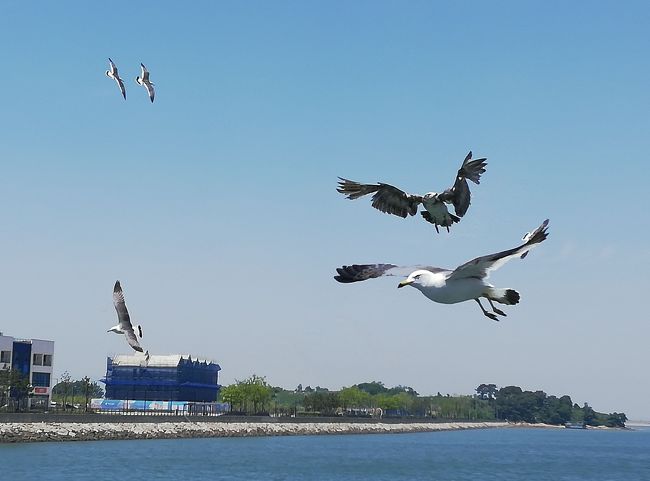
[335,219,549,321]
[108,281,144,352]
[105,58,126,100]
[337,151,487,233]
[135,63,155,103]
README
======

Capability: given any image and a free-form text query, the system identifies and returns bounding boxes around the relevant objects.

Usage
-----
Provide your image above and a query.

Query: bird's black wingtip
[114,280,121,291]
[528,219,550,245]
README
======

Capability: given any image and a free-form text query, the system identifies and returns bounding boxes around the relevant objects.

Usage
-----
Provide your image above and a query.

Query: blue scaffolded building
[102,354,221,403]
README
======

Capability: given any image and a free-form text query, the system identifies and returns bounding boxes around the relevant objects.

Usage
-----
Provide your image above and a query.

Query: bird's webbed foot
[476,299,500,322]
[487,299,507,317]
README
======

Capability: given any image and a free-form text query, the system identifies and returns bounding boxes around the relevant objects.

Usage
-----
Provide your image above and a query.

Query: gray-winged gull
[105,58,126,100]
[108,280,144,352]
[337,151,487,233]
[135,63,155,103]
[335,219,549,321]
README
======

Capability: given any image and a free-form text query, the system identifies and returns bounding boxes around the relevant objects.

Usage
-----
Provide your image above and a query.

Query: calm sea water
[1,427,649,480]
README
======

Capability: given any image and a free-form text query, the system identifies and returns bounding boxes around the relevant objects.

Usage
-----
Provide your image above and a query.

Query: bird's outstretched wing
[138,64,154,102]
[113,281,133,331]
[337,178,423,218]
[448,219,549,281]
[140,63,149,82]
[116,77,126,100]
[113,281,143,352]
[335,263,449,283]
[438,151,487,217]
[144,82,154,103]
[108,58,117,73]
[124,329,144,352]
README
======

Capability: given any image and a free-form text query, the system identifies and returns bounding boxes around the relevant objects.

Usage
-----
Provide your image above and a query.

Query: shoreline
[1,421,510,443]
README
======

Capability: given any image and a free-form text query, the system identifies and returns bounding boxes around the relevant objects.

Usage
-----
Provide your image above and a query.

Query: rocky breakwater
[0,421,509,443]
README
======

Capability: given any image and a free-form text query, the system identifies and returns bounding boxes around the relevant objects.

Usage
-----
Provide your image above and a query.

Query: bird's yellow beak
[397,280,412,289]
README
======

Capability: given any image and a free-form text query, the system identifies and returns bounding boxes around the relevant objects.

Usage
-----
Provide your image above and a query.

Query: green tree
[303,392,340,415]
[9,370,33,412]
[387,385,419,396]
[339,386,370,409]
[356,381,387,396]
[52,376,104,410]
[60,371,72,411]
[82,376,91,412]
[0,366,11,411]
[476,383,498,400]
[220,384,244,412]
[375,393,401,411]
[582,403,597,426]
[220,376,275,415]
[248,376,272,414]
[605,412,627,428]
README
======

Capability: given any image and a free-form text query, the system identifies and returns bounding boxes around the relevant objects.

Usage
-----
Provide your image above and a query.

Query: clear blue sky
[1,1,649,419]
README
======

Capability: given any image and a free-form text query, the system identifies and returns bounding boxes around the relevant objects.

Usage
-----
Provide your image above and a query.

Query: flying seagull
[105,58,126,100]
[334,219,549,321]
[135,63,155,103]
[337,151,487,232]
[108,280,144,352]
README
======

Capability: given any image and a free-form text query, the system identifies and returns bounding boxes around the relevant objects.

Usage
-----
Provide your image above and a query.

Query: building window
[32,372,51,387]
[0,350,10,363]
[33,354,43,366]
[43,354,52,367]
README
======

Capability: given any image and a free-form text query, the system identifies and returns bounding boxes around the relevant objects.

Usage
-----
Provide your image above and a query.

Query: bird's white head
[397,270,434,289]
[107,325,122,334]
[423,192,438,201]
[105,70,111,77]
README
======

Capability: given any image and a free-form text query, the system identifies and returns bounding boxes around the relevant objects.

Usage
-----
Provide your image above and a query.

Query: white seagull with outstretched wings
[108,281,144,352]
[105,58,126,100]
[335,219,549,321]
[135,63,155,103]
[337,151,487,233]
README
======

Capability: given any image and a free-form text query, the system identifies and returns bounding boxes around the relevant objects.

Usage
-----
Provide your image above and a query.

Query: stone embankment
[0,421,509,443]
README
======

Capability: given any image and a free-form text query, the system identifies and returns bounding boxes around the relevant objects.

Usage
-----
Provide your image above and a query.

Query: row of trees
[216,378,627,427]
[220,380,494,420]
[51,372,104,411]
[1,367,106,413]
[487,385,627,428]
[220,375,273,414]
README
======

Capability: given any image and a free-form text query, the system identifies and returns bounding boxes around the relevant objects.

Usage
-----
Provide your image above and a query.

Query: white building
[0,332,55,410]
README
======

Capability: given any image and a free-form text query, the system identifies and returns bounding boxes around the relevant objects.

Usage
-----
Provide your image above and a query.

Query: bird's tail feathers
[489,288,520,305]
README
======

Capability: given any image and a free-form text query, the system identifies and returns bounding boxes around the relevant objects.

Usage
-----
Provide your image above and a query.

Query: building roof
[110,354,220,369]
